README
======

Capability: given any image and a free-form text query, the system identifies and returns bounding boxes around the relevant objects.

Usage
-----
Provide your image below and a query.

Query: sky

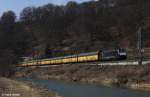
[0,0,93,18]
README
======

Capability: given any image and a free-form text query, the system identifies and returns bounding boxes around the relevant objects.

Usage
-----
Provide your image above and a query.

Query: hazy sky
[0,0,92,17]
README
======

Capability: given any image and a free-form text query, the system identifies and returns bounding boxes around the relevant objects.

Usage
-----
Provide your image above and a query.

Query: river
[21,78,150,97]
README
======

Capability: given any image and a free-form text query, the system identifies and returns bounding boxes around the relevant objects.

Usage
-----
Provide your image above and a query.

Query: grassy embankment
[0,77,61,97]
[15,64,150,91]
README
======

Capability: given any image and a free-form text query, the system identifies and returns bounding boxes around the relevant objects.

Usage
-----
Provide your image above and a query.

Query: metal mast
[137,27,143,65]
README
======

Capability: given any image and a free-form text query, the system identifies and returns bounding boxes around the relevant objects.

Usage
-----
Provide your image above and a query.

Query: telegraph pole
[137,27,143,65]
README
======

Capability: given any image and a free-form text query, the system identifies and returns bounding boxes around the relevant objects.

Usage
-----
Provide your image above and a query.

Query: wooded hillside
[19,0,150,52]
[0,0,150,76]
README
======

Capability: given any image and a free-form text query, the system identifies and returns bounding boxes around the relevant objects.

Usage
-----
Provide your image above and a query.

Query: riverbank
[15,64,150,91]
[0,77,61,97]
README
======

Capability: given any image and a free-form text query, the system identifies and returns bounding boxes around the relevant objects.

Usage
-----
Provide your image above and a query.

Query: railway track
[36,59,150,68]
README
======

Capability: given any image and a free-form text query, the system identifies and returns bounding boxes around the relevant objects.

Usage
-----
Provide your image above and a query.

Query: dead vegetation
[0,77,59,97]
[16,64,150,85]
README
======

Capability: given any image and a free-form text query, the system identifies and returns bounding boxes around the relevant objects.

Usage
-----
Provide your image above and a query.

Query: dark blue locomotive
[101,48,127,61]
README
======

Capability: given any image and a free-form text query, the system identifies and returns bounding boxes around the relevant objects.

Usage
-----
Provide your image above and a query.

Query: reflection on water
[21,78,150,97]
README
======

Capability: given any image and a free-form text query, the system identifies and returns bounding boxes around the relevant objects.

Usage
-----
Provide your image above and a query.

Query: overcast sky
[0,0,93,17]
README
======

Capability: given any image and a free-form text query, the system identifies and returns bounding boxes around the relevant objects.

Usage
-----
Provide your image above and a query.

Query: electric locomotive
[101,48,127,61]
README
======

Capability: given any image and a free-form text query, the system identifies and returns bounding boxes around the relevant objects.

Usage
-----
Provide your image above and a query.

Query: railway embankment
[15,64,150,91]
[0,77,61,97]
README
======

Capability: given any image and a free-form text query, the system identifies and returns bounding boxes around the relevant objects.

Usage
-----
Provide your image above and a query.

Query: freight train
[20,49,127,67]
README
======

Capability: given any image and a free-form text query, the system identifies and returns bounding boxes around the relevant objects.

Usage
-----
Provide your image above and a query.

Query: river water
[21,78,150,97]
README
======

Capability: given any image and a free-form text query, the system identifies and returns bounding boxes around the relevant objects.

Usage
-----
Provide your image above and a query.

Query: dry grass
[16,64,150,83]
[15,64,150,91]
[0,77,58,97]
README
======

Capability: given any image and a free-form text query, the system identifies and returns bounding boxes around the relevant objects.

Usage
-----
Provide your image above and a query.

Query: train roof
[77,51,99,56]
[41,51,99,61]
[21,51,100,63]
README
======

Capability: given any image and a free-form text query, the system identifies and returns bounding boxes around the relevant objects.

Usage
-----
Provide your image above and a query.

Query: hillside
[0,0,150,76]
[20,0,150,55]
